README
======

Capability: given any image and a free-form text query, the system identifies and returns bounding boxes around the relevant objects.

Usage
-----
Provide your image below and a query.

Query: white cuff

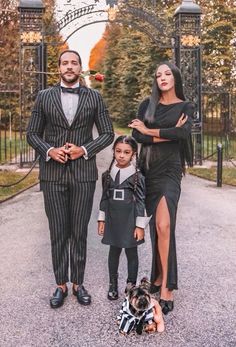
[46,147,54,161]
[82,146,88,160]
[98,210,105,221]
[136,216,151,229]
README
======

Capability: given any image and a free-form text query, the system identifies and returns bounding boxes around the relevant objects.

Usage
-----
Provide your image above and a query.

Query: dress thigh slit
[149,192,179,291]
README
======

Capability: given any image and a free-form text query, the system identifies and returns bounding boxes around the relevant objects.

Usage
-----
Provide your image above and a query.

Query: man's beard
[61,72,80,84]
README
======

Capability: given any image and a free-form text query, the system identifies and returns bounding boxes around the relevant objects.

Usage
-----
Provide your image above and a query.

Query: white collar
[60,81,80,88]
[110,164,136,184]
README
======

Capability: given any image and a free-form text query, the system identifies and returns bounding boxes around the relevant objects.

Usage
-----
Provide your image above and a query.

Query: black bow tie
[61,86,80,94]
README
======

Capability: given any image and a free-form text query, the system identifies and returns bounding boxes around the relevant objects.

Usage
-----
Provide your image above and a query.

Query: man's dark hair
[58,50,82,66]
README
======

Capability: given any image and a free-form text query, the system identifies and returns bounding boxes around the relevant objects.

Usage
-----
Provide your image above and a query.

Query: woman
[128,61,195,315]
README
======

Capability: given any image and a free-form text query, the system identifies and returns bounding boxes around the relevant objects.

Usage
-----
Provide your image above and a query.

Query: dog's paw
[119,330,127,336]
[144,322,157,333]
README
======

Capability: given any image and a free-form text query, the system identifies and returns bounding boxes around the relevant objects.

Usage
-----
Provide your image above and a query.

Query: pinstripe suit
[27,84,114,285]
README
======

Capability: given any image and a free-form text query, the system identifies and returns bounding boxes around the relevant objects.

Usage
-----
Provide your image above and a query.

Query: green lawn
[188,167,236,186]
[0,171,39,202]
[113,122,132,136]
[202,135,236,160]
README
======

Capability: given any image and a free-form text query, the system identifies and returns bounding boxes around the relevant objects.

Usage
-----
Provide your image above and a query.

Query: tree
[0,0,19,129]
[43,0,69,86]
[0,0,19,92]
[200,0,236,90]
[88,0,170,126]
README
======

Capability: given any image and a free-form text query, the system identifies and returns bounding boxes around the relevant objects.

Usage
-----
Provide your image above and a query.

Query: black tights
[108,245,138,284]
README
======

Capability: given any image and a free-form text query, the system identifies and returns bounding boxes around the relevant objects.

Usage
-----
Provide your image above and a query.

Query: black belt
[108,188,134,201]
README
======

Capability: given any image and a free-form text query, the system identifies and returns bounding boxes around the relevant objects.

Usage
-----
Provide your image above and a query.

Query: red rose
[94,73,104,82]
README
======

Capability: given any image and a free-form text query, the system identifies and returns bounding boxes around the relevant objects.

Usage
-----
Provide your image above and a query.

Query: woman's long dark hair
[106,135,139,192]
[144,61,185,123]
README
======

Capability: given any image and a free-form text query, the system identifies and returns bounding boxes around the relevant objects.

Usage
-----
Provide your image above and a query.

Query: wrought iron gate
[3,1,233,167]
[202,90,236,160]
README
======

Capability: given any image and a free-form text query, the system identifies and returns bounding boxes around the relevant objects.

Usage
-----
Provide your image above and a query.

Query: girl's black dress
[132,99,194,290]
[98,164,149,249]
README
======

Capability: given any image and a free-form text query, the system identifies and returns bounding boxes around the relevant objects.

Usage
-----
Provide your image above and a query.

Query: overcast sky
[55,0,107,69]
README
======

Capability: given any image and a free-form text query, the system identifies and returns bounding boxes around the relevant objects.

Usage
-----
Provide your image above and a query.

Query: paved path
[1,146,236,347]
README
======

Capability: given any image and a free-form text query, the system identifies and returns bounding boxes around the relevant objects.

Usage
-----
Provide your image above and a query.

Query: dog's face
[128,286,151,317]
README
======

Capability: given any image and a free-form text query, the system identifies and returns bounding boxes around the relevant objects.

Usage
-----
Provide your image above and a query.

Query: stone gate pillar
[18,0,45,166]
[174,0,202,163]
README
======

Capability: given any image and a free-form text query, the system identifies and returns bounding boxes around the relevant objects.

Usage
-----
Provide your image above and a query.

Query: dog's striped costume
[117,297,154,334]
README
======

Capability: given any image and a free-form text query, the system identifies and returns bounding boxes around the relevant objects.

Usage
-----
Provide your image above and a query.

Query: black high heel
[159,299,174,315]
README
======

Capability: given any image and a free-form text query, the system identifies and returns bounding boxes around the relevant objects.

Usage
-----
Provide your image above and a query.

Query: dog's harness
[117,297,154,335]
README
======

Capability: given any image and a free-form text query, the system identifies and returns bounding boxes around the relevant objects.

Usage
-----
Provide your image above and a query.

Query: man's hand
[134,227,144,241]
[64,143,85,160]
[98,221,105,236]
[48,147,68,163]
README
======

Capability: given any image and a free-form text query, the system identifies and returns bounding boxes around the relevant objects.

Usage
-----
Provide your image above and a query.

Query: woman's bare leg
[155,196,173,301]
[153,248,162,286]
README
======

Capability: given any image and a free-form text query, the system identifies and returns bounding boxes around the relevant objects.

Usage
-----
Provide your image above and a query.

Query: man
[27,50,114,308]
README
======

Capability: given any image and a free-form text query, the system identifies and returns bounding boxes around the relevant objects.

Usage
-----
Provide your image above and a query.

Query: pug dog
[117,277,165,335]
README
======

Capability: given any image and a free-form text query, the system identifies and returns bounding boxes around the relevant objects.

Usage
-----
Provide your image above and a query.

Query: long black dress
[132,99,194,290]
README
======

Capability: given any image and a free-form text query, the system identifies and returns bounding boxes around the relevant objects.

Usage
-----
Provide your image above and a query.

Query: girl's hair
[144,61,185,123]
[106,135,139,192]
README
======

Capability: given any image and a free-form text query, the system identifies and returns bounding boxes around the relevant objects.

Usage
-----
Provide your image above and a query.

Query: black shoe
[50,287,68,309]
[159,299,174,315]
[73,285,91,306]
[108,275,118,300]
[150,283,161,294]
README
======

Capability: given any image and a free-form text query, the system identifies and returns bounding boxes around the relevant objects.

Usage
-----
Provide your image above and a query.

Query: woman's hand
[98,221,105,236]
[128,119,149,134]
[176,113,188,127]
[134,227,144,241]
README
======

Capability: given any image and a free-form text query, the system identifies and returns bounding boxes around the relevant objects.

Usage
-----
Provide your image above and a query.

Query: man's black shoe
[50,287,68,309]
[73,285,91,306]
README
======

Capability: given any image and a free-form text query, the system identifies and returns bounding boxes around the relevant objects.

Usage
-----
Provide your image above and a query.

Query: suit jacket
[27,84,114,182]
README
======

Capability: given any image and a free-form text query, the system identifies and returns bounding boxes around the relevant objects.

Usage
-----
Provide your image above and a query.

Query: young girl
[98,135,150,300]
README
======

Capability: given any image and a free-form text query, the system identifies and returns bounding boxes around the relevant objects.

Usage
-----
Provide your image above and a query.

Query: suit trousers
[41,169,96,285]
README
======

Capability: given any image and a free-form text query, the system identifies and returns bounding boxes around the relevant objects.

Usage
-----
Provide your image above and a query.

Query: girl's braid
[105,155,115,193]
[133,152,139,193]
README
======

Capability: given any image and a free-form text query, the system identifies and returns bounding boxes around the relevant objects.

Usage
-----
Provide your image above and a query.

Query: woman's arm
[130,114,187,142]
[131,99,155,144]
[130,103,194,141]
[159,103,195,140]
[152,113,188,142]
